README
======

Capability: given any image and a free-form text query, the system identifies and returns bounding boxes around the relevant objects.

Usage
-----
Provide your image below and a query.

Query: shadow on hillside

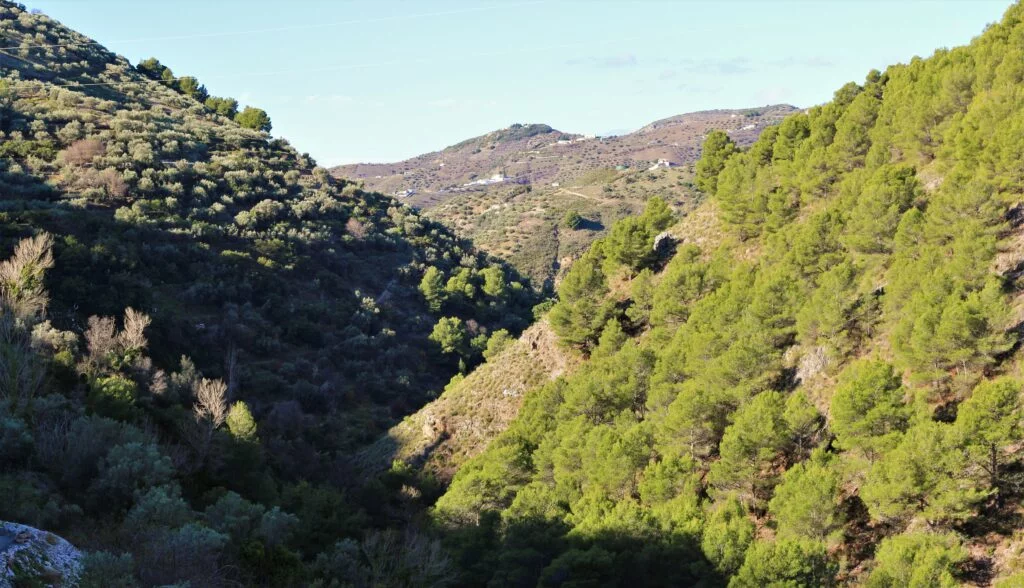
[440,511,722,587]
[3,152,543,486]
[577,218,605,231]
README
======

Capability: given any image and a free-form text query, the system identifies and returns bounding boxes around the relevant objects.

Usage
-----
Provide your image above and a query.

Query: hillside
[7,0,1024,586]
[426,2,1024,586]
[333,106,796,198]
[0,2,536,585]
[334,106,795,289]
[357,320,578,483]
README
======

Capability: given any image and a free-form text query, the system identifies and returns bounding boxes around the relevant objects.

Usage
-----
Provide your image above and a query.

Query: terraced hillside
[333,106,794,289]
[334,106,797,197]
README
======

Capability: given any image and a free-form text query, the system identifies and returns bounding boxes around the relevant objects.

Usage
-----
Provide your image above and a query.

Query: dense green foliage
[0,2,537,585]
[432,3,1024,585]
[136,56,269,131]
[8,1,1024,585]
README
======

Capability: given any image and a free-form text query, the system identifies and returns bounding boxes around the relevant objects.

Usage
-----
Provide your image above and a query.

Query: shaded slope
[0,2,536,459]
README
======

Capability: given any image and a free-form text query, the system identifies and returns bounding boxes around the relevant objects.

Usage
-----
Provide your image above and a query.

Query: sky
[25,0,1015,166]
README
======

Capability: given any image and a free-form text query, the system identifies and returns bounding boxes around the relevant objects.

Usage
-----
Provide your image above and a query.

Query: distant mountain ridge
[332,104,798,204]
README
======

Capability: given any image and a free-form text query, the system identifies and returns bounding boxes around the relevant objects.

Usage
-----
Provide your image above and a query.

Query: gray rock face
[653,231,676,255]
[0,522,81,588]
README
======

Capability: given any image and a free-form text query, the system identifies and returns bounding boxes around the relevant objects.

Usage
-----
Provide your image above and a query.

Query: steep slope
[0,2,535,585]
[0,2,537,442]
[431,2,1024,586]
[357,320,578,482]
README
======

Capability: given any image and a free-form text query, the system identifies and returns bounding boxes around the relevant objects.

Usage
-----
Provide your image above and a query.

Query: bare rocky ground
[0,522,80,588]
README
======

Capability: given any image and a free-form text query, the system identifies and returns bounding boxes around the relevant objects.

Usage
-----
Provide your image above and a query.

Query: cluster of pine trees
[432,3,1024,585]
[135,57,272,132]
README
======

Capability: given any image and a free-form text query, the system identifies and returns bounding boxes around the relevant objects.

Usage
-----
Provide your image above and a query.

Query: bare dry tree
[0,234,54,411]
[150,369,168,398]
[362,529,456,588]
[81,308,152,376]
[224,344,238,401]
[345,217,368,239]
[119,307,151,353]
[194,378,228,428]
[59,138,104,166]
[185,377,229,472]
[0,232,55,320]
[96,167,127,200]
[83,315,117,371]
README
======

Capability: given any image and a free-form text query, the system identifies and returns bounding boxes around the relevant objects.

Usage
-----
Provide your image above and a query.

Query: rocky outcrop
[0,522,81,588]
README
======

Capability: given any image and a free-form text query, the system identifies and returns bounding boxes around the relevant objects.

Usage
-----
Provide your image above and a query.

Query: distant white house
[395,189,416,198]
[463,173,507,187]
[647,158,674,171]
[741,124,756,130]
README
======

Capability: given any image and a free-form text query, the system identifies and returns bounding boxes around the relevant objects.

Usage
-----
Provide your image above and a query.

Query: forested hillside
[7,0,1024,586]
[432,3,1024,585]
[0,1,537,584]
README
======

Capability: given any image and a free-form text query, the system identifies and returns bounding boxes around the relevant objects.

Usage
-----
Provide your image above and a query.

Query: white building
[647,158,674,171]
[463,173,507,187]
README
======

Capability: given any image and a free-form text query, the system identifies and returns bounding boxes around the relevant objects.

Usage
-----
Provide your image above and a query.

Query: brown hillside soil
[355,320,579,482]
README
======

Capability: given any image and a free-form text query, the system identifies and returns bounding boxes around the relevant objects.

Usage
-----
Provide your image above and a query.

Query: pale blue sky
[27,1,1013,166]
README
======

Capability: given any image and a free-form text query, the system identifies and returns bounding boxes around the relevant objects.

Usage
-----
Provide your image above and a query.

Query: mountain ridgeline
[429,2,1024,586]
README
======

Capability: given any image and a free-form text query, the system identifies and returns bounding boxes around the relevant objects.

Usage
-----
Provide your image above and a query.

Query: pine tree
[235,107,272,133]
[604,217,654,275]
[955,378,1023,496]
[549,245,614,351]
[429,317,468,356]
[768,449,843,541]
[866,532,967,588]
[226,401,258,442]
[701,495,755,576]
[695,130,738,195]
[708,391,790,504]
[730,538,836,588]
[861,421,987,525]
[829,360,909,459]
[418,266,445,312]
[842,164,920,254]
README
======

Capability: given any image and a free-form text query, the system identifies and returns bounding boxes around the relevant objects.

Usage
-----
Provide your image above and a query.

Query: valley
[3,1,1024,586]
